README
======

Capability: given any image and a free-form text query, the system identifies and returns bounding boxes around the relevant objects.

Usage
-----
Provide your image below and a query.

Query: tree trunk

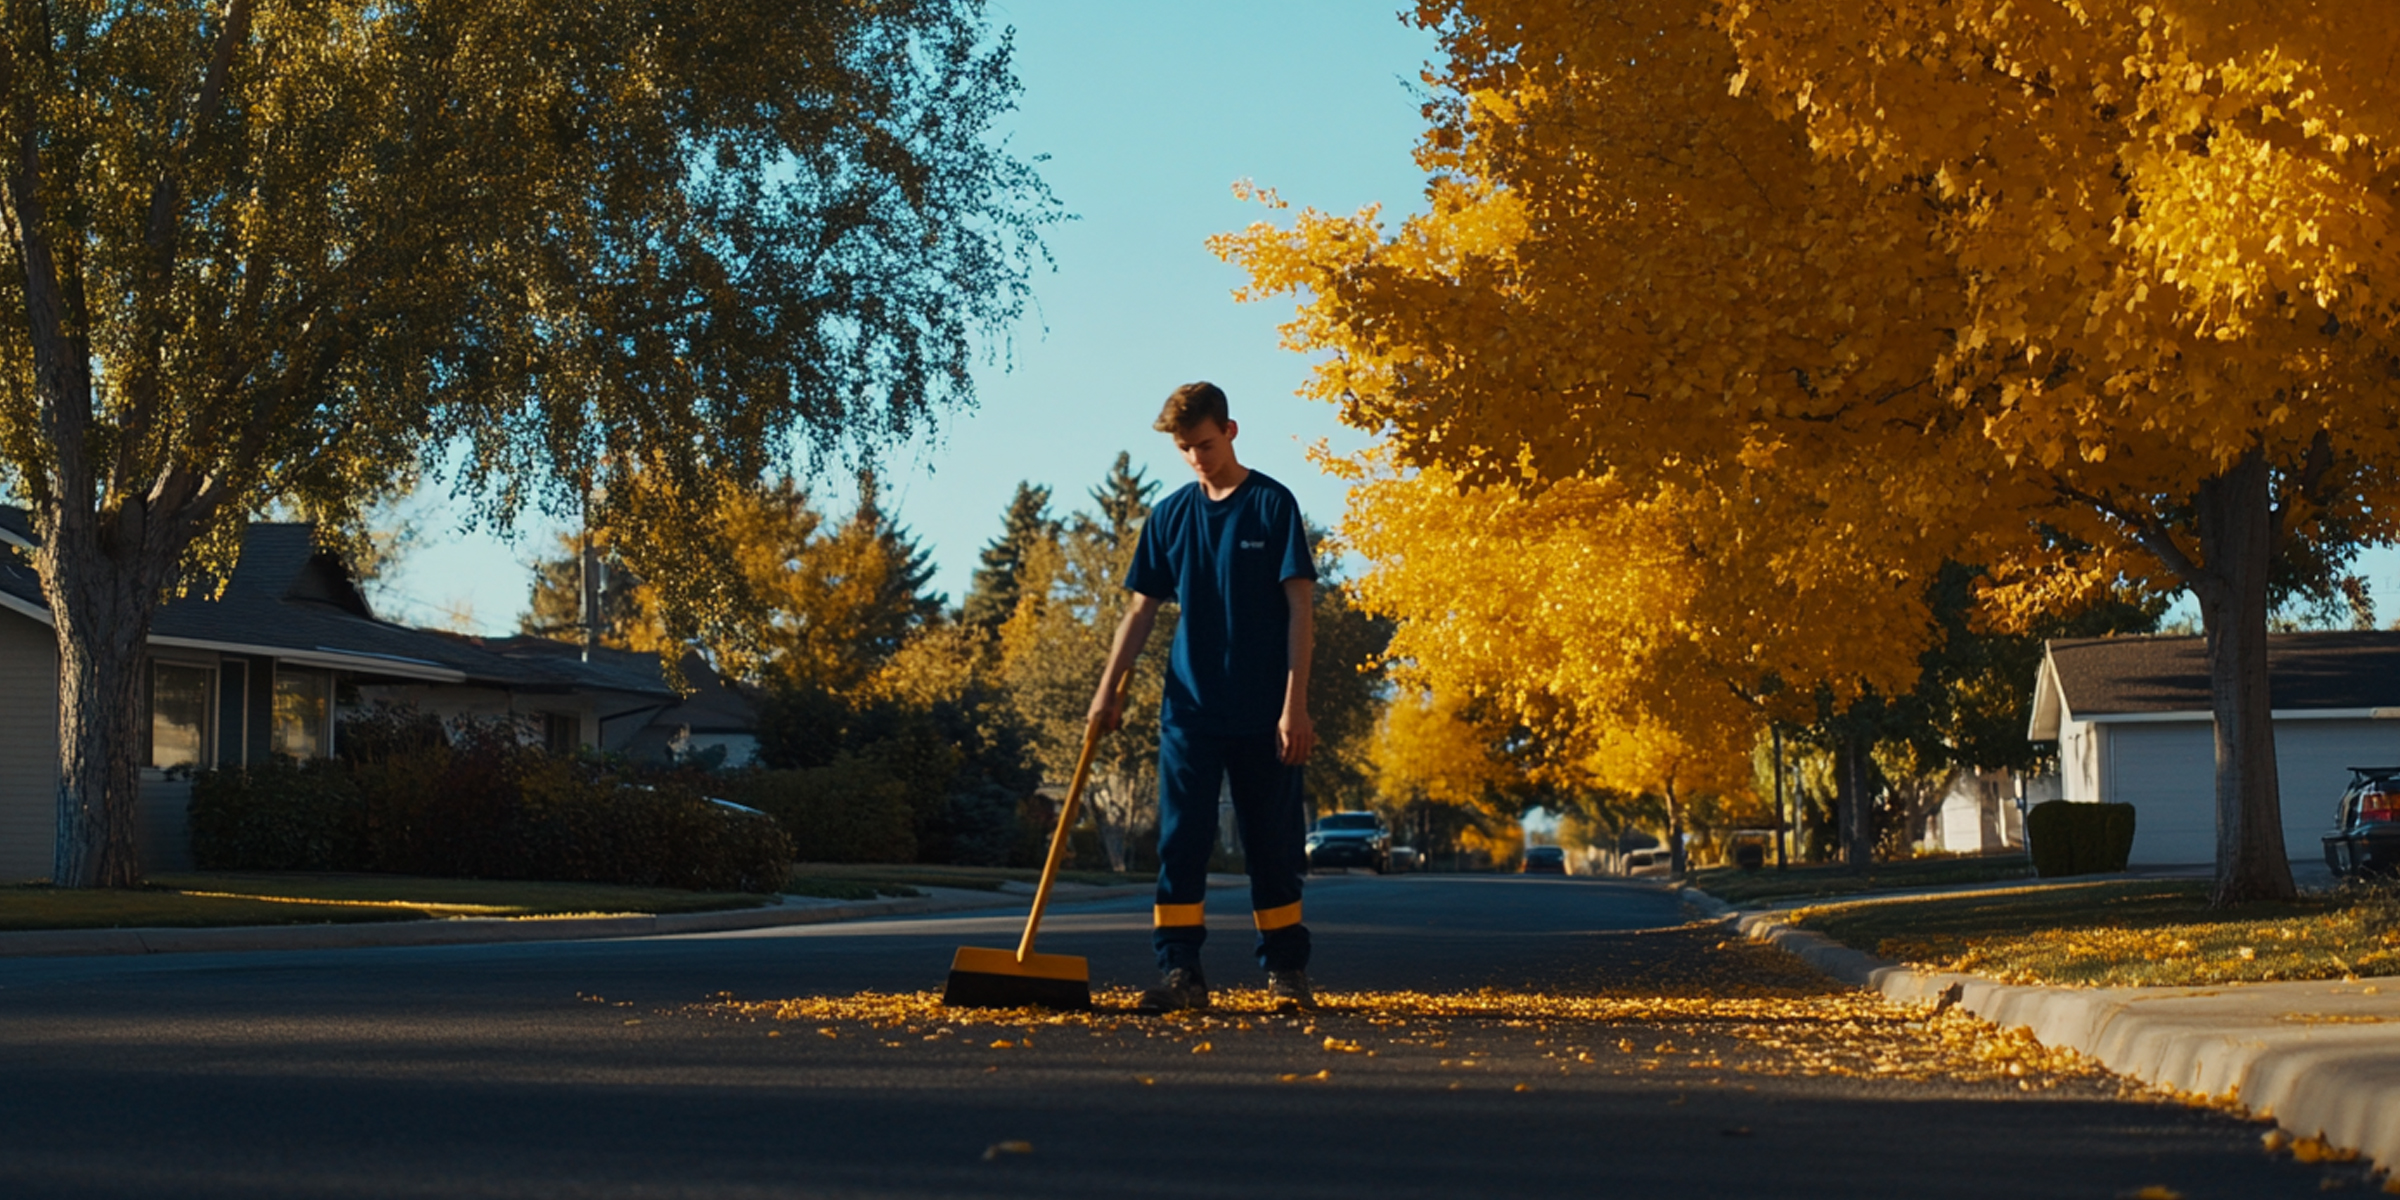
[1665,780,1686,875]
[1839,734,1874,870]
[45,538,165,888]
[2193,449,2296,904]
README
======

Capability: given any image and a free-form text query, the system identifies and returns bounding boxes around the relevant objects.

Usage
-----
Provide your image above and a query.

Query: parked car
[1521,845,1567,874]
[1306,812,1391,873]
[1623,848,1671,878]
[1724,829,1775,872]
[2323,766,2400,878]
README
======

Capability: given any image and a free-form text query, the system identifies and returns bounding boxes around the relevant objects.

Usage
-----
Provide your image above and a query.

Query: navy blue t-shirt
[1125,470,1317,735]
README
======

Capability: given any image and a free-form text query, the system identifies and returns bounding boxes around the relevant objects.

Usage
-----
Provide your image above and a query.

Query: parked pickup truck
[2324,766,2400,879]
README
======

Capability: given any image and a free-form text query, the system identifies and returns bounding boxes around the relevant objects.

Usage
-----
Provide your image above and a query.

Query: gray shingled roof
[454,637,760,730]
[2047,631,2400,716]
[0,513,676,698]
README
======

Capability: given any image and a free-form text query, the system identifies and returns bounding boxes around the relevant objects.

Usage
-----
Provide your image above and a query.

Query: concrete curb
[0,877,1240,961]
[1687,885,2400,1175]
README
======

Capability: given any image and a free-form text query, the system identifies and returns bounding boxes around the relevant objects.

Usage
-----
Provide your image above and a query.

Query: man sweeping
[1089,381,1319,1014]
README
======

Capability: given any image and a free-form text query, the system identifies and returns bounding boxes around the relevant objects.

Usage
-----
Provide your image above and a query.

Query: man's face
[1173,417,1239,482]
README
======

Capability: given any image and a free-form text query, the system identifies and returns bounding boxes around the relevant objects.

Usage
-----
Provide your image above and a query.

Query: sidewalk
[0,874,1252,960]
[1684,884,2400,1176]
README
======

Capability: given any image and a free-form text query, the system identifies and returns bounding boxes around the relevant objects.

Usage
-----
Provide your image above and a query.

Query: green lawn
[1788,877,2400,987]
[0,872,776,932]
[1690,854,2035,905]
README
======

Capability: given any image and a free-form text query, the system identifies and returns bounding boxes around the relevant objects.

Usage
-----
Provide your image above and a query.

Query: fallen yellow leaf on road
[1279,1069,1331,1083]
[1191,1042,1214,1054]
[2126,1187,2182,1200]
[989,1039,1014,1049]
[981,1141,1032,1162]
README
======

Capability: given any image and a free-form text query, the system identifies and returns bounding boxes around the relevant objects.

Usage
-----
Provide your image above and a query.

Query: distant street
[0,874,2361,1199]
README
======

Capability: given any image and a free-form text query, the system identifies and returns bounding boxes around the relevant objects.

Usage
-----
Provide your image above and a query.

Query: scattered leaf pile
[689,985,2114,1090]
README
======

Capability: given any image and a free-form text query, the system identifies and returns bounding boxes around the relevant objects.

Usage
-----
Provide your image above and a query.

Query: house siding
[2058,719,2104,803]
[0,610,57,882]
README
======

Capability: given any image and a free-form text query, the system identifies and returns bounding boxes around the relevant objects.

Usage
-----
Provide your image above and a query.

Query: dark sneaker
[1266,969,1318,1012]
[1136,967,1210,1013]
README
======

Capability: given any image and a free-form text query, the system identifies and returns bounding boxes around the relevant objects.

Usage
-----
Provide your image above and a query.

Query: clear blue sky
[373,1,1441,632]
[367,0,2400,635]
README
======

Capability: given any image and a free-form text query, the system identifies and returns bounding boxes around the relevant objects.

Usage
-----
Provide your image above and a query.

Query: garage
[2028,631,2400,867]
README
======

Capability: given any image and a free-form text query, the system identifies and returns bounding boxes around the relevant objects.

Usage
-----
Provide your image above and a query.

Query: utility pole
[1772,724,1788,870]
[579,492,602,663]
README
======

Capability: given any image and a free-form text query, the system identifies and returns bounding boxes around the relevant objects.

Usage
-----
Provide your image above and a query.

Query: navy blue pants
[1152,723,1310,975]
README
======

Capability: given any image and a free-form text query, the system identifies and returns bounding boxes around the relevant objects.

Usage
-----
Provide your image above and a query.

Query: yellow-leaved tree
[1345,457,1892,872]
[523,474,942,692]
[1221,0,2400,902]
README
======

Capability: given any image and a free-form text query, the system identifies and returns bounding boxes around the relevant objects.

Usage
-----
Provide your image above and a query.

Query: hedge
[721,758,917,863]
[2027,800,2138,878]
[190,709,793,893]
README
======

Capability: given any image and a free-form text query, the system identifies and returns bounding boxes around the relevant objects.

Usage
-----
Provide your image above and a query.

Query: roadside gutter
[1681,884,2400,1176]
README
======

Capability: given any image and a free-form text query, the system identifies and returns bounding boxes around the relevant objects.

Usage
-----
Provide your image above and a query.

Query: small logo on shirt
[1240,539,1266,550]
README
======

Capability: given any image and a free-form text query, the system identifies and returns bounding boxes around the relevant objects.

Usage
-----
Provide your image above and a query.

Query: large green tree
[1,0,1056,885]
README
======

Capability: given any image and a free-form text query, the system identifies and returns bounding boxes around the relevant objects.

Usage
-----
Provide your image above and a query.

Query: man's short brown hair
[1155,381,1230,433]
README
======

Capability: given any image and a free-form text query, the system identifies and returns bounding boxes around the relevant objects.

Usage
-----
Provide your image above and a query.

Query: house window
[271,668,332,759]
[542,712,581,757]
[148,662,215,770]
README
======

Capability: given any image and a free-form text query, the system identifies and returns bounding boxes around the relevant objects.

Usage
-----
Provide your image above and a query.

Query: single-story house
[0,512,756,881]
[2026,630,2400,866]
[1920,767,2047,855]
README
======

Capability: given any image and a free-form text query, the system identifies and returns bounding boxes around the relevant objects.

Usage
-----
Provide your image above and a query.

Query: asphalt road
[0,873,2371,1199]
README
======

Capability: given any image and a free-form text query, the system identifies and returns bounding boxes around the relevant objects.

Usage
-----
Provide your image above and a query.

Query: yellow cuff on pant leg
[1153,902,1206,927]
[1252,901,1303,931]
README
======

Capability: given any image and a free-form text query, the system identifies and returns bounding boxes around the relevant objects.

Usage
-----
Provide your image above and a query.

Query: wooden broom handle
[1017,669,1133,960]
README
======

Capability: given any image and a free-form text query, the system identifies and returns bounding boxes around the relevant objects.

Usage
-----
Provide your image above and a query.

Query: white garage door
[2102,718,2400,867]
[2272,720,2400,862]
[2106,724,2217,865]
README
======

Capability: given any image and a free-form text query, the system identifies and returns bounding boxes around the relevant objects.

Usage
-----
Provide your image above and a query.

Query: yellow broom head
[942,945,1092,1010]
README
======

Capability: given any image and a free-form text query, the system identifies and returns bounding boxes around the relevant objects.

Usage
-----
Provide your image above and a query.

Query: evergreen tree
[962,482,1058,633]
[1090,453,1160,545]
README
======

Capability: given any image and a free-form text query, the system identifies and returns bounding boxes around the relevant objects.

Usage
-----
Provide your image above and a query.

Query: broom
[942,671,1130,1010]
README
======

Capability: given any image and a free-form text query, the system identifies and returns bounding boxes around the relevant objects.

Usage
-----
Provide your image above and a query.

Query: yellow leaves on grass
[1854,884,2400,988]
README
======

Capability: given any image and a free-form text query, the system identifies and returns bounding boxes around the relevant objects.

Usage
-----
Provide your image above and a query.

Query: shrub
[188,708,793,892]
[725,758,917,863]
[755,676,1043,865]
[190,757,363,870]
[2028,800,2138,877]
